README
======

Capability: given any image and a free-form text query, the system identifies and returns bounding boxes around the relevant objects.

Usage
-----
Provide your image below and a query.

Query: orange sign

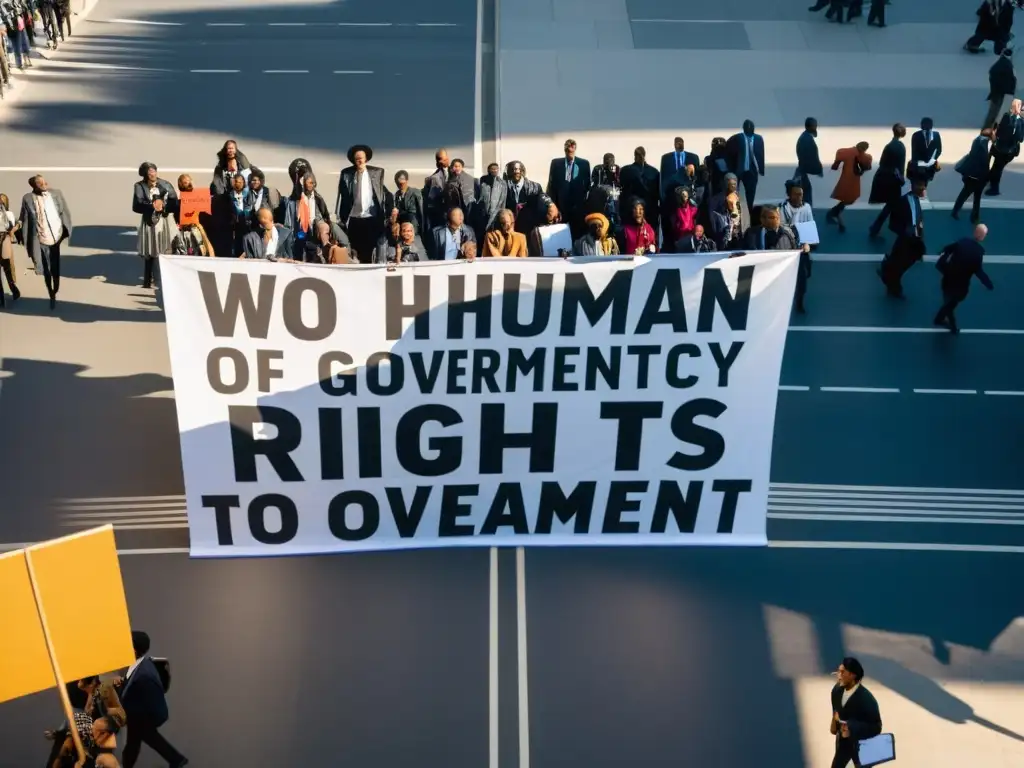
[179,188,212,226]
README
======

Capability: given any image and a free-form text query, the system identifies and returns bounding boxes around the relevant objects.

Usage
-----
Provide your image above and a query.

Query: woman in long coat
[827,142,872,233]
[133,162,178,288]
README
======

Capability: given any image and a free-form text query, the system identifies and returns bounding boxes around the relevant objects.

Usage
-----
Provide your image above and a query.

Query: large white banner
[159,252,798,557]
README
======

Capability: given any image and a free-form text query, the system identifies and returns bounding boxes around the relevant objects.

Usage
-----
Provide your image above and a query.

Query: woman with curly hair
[132,163,178,288]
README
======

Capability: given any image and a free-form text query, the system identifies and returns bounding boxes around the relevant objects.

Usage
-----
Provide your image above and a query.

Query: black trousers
[39,242,62,298]
[122,720,185,768]
[795,251,811,307]
[143,257,160,288]
[798,171,814,206]
[870,201,895,233]
[0,258,20,305]
[988,151,1014,191]
[347,216,382,264]
[879,235,921,295]
[953,177,985,220]
[935,289,967,330]
[739,169,758,215]
[831,743,863,768]
[867,0,886,25]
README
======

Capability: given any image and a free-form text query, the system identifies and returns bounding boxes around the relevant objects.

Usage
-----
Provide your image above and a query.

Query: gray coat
[19,190,73,274]
[475,177,509,236]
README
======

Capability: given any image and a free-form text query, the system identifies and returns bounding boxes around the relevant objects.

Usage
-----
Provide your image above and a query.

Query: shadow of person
[0,359,179,542]
[861,653,1024,743]
[59,250,146,288]
[64,225,134,252]
[5,296,163,322]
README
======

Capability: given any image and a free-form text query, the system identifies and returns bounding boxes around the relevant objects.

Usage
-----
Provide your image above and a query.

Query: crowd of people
[1,0,72,89]
[42,631,186,768]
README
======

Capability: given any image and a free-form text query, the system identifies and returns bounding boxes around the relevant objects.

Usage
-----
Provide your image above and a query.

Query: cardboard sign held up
[179,188,212,226]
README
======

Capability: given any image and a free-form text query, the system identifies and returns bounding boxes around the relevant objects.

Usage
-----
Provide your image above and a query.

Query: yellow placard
[0,526,135,703]
[0,550,54,703]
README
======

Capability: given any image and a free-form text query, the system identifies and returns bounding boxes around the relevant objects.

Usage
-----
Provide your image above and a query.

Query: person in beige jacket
[484,209,528,257]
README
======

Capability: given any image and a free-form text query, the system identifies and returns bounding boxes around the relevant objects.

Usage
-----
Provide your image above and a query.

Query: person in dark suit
[907,118,942,187]
[336,144,388,264]
[829,657,882,768]
[620,147,661,233]
[935,224,994,333]
[546,138,591,239]
[388,170,426,234]
[503,160,543,234]
[726,119,765,216]
[659,137,700,232]
[117,631,187,768]
[429,206,476,260]
[474,165,508,241]
[243,207,295,261]
[952,128,994,223]
[868,123,908,237]
[986,98,1024,195]
[740,204,799,250]
[17,174,73,310]
[878,180,927,297]
[984,48,1016,130]
[965,0,1014,55]
[796,117,824,206]
[423,148,451,231]
[866,0,887,26]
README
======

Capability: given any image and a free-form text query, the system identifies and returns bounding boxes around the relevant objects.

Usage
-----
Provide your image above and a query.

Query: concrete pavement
[1,1,1024,766]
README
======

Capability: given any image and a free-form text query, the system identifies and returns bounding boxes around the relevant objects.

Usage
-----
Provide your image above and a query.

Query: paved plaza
[0,1,1022,766]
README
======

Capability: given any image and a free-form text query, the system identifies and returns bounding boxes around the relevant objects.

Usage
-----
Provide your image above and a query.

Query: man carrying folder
[830,657,882,767]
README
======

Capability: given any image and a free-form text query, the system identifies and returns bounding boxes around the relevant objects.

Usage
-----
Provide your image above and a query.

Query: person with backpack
[114,631,187,768]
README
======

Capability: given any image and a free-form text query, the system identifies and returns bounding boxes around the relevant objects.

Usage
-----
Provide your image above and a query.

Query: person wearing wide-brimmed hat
[336,144,388,263]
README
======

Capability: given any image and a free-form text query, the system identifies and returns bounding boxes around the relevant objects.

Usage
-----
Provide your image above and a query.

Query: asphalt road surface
[1,1,1023,767]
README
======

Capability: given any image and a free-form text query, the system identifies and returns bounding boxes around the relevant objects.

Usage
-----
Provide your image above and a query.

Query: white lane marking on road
[98,18,184,26]
[819,386,900,394]
[515,547,530,768]
[807,253,1024,264]
[770,482,1024,495]
[769,492,1024,507]
[790,325,1024,334]
[262,69,310,74]
[333,70,374,74]
[0,167,444,175]
[268,22,307,26]
[913,388,978,395]
[45,62,175,72]
[57,495,187,503]
[205,23,244,27]
[769,541,1024,553]
[985,390,1024,396]
[771,513,1024,525]
[488,548,499,768]
[771,506,1024,519]
[779,385,810,391]
[338,22,394,26]
[189,69,240,73]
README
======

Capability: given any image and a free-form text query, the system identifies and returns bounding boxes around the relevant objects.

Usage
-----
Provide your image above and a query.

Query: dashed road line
[913,388,978,395]
[818,386,900,394]
[92,19,461,28]
[984,390,1024,396]
[789,325,1024,334]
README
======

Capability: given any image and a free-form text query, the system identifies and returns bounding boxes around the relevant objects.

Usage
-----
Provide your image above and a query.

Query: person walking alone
[983,48,1016,130]
[116,631,188,768]
[987,98,1024,195]
[951,129,994,222]
[934,224,994,334]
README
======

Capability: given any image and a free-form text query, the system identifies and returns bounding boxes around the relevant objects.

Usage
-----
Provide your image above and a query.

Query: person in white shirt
[18,174,73,310]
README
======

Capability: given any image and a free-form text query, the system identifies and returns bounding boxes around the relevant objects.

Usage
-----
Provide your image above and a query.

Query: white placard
[159,252,799,557]
[795,220,820,245]
[858,733,896,767]
[538,223,572,256]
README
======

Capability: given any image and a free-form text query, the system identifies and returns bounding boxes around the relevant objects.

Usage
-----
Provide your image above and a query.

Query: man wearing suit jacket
[987,98,1024,196]
[620,147,661,232]
[503,161,543,234]
[17,174,72,310]
[659,137,700,242]
[796,117,824,206]
[243,208,296,261]
[423,148,451,231]
[878,181,927,298]
[951,128,993,223]
[336,144,388,264]
[935,224,995,333]
[726,119,765,216]
[118,631,187,768]
[429,206,477,260]
[907,118,942,187]
[829,657,882,768]
[868,123,908,237]
[546,138,591,239]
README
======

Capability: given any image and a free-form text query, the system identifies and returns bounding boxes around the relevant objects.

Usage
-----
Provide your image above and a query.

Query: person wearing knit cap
[829,657,882,768]
[574,212,619,256]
